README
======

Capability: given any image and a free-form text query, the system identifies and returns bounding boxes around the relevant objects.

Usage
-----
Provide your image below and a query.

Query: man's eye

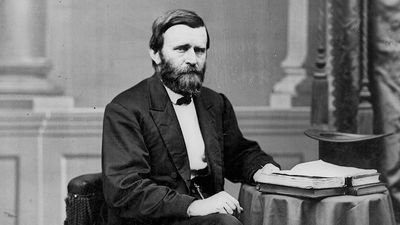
[175,46,189,52]
[195,48,206,54]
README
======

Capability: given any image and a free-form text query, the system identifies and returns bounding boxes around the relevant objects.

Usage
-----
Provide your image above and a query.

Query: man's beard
[159,58,206,97]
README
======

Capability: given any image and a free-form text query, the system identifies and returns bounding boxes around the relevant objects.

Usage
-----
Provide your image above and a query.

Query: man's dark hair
[149,9,210,67]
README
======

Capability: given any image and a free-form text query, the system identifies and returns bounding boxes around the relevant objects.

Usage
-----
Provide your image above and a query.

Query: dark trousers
[167,214,243,225]
[164,173,243,225]
[105,172,241,225]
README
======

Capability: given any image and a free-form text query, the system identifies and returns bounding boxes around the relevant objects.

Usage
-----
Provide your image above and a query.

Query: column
[270,0,309,108]
[0,0,73,111]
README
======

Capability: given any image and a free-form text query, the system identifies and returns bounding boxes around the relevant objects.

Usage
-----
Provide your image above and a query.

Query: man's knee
[207,214,243,225]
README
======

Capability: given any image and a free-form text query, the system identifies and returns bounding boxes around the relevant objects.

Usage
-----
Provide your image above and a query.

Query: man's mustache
[175,67,202,76]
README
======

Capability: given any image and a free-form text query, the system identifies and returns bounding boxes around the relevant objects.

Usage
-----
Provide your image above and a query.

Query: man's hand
[187,191,243,217]
[253,163,280,182]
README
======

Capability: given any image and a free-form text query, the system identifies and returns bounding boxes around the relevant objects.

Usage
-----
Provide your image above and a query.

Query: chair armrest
[68,173,102,196]
[65,173,104,225]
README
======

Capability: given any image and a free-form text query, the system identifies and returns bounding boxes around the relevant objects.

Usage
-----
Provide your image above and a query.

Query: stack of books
[256,160,387,198]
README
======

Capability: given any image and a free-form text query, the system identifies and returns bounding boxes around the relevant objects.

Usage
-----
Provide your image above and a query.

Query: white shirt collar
[164,85,191,105]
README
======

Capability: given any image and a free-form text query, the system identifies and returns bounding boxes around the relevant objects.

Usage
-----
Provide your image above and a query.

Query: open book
[256,160,380,189]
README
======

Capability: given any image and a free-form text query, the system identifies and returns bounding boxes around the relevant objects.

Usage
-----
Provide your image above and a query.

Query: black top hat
[304,129,392,143]
[304,129,392,170]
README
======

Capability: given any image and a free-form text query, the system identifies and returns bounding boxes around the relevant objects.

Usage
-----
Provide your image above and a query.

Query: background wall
[0,1,324,225]
[47,0,288,108]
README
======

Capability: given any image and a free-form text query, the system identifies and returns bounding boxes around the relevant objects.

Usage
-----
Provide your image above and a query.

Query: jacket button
[171,172,177,179]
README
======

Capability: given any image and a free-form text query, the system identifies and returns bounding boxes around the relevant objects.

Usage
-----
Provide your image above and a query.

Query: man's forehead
[163,24,207,47]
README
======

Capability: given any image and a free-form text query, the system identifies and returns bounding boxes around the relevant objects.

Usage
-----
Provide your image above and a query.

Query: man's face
[157,24,207,96]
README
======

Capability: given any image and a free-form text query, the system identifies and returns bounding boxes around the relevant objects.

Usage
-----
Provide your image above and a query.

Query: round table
[238,184,396,225]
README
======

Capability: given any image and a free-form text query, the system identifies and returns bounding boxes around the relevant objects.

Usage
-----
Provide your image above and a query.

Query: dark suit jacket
[101,74,279,224]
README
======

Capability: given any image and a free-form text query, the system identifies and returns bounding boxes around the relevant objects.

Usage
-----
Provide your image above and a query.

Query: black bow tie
[176,96,192,105]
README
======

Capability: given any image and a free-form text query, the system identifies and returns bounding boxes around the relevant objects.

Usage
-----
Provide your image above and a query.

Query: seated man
[101,9,280,225]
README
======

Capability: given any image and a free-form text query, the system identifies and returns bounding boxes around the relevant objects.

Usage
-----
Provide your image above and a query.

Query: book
[346,173,381,186]
[256,183,387,198]
[256,173,345,189]
[346,183,387,196]
[256,183,346,199]
[256,160,380,189]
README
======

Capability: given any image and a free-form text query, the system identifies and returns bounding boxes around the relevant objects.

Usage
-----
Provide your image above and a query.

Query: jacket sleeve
[220,94,281,184]
[102,102,195,221]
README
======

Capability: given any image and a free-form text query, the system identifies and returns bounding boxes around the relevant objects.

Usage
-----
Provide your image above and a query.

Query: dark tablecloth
[238,184,396,225]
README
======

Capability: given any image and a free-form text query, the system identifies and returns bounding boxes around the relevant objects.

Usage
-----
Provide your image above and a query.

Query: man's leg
[169,214,243,225]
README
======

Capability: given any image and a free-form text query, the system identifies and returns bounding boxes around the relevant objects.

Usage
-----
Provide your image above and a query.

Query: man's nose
[184,48,197,66]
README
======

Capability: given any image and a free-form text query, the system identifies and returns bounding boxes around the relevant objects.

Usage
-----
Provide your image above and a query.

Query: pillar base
[0,75,62,95]
[0,58,62,95]
[270,72,306,109]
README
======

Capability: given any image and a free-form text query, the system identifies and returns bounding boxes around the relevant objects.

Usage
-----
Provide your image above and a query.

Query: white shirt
[164,86,207,171]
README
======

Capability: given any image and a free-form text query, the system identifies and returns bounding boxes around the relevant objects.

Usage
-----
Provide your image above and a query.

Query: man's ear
[149,49,161,65]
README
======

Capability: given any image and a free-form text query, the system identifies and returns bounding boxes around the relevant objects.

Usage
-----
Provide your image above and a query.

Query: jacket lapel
[148,76,191,188]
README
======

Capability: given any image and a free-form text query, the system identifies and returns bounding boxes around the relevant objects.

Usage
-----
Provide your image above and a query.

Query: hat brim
[304,129,392,143]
